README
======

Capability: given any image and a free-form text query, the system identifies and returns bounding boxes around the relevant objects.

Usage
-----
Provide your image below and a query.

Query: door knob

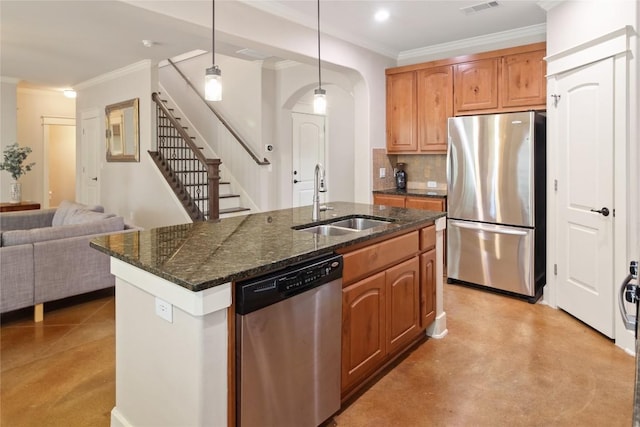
[590,207,610,216]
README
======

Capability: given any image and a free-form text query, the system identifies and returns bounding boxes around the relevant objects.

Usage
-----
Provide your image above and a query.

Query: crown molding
[75,59,152,90]
[398,23,547,62]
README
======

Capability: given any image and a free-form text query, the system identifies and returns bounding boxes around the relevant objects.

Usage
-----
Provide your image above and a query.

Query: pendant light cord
[211,0,216,65]
[317,0,322,90]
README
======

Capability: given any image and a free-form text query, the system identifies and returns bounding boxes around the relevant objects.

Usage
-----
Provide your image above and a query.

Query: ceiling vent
[461,1,500,15]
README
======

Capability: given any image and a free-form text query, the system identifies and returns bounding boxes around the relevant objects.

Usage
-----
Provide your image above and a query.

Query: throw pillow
[52,200,105,226]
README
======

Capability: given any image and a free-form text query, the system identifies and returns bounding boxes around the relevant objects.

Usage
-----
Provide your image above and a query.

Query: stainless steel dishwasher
[235,253,343,427]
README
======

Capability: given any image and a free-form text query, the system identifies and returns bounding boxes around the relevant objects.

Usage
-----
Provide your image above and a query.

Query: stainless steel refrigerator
[447,111,546,302]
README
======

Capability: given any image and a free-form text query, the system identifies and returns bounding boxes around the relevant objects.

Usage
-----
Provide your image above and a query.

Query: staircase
[150,92,249,220]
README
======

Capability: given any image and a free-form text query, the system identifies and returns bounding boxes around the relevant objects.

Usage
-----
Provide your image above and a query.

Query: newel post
[206,159,221,221]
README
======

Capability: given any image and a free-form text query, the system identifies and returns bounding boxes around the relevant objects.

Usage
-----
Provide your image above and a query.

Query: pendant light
[205,0,222,101]
[313,0,326,115]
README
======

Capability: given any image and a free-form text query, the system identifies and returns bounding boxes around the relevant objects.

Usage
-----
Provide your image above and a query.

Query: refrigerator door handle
[618,273,637,331]
[451,221,528,236]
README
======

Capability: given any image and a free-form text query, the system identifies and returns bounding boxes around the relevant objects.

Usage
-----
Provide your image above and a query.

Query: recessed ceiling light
[374,9,389,22]
[142,39,155,48]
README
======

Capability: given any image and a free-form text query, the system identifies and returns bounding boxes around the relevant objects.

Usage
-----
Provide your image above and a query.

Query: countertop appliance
[447,111,546,301]
[235,253,343,427]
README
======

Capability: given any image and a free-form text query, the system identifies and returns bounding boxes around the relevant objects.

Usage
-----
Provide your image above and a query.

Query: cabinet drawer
[373,194,406,208]
[420,225,436,251]
[342,231,419,285]
[405,197,444,211]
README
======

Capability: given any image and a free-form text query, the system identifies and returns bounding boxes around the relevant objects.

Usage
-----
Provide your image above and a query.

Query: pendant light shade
[205,65,222,101]
[313,0,326,115]
[313,88,326,115]
[205,0,222,101]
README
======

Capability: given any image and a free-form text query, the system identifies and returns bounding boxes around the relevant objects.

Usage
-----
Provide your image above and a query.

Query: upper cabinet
[386,72,417,152]
[387,66,453,154]
[454,58,499,113]
[501,49,547,108]
[386,42,546,154]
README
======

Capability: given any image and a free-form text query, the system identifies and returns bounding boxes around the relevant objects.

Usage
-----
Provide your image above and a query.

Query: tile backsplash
[372,149,447,191]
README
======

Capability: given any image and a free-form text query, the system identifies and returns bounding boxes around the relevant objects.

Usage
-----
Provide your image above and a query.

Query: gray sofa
[0,200,137,321]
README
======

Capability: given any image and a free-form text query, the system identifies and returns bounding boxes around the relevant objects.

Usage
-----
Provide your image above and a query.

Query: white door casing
[80,110,100,206]
[292,112,326,208]
[555,58,615,338]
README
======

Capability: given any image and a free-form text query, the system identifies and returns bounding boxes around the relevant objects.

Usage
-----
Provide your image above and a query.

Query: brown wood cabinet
[341,271,386,391]
[386,257,421,355]
[386,42,546,153]
[372,193,406,208]
[405,196,445,212]
[454,58,499,114]
[501,49,547,108]
[340,224,437,398]
[386,66,453,154]
[386,72,417,152]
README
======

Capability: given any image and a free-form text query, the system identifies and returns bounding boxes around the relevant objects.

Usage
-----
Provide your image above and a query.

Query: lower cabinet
[341,225,436,398]
[341,272,386,391]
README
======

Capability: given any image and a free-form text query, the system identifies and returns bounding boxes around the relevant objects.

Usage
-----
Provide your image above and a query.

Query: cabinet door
[454,58,499,113]
[405,197,444,211]
[417,66,453,153]
[373,193,406,208]
[342,272,386,392]
[420,249,436,328]
[386,72,417,152]
[501,50,547,108]
[386,257,420,355]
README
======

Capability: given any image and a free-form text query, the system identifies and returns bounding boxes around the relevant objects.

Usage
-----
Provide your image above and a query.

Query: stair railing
[167,58,270,166]
[151,92,221,221]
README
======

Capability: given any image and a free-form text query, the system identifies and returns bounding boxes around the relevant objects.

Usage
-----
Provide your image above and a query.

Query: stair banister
[167,58,270,166]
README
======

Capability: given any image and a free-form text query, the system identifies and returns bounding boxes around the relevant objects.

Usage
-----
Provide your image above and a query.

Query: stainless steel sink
[327,217,391,231]
[294,215,393,236]
[299,224,358,236]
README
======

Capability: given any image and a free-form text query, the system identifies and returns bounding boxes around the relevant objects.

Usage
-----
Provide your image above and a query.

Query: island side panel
[110,264,230,427]
[427,215,448,338]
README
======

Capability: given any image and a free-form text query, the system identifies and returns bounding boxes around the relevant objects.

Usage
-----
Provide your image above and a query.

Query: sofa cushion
[51,200,104,226]
[2,216,125,247]
[64,209,115,225]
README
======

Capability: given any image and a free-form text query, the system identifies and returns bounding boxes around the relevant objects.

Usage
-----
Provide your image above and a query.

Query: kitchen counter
[96,202,447,427]
[373,188,447,198]
[91,201,445,292]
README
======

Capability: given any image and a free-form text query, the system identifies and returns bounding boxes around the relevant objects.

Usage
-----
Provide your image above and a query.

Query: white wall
[160,53,356,211]
[2,87,75,204]
[76,61,190,229]
[0,79,18,201]
[127,0,396,204]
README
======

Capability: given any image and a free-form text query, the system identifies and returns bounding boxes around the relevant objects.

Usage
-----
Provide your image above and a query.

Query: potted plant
[0,143,35,203]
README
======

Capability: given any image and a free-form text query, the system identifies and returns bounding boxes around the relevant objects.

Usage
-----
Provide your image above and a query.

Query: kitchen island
[91,202,447,427]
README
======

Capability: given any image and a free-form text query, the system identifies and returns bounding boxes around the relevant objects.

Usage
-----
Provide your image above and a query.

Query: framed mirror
[106,98,139,162]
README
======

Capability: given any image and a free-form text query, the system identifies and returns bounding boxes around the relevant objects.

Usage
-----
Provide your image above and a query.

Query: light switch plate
[155,297,173,323]
[427,181,437,188]
[379,168,386,178]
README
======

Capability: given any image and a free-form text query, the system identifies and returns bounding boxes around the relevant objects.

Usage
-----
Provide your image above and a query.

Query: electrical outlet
[155,297,173,323]
[379,168,386,178]
[427,181,437,188]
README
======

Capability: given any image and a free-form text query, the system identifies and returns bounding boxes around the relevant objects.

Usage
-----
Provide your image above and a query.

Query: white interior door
[80,111,100,206]
[556,58,615,337]
[292,112,326,207]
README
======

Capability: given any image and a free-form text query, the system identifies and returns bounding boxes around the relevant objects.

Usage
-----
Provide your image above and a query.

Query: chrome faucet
[312,163,327,221]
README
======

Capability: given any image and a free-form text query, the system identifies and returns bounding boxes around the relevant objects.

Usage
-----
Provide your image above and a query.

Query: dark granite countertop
[90,202,445,292]
[373,188,447,198]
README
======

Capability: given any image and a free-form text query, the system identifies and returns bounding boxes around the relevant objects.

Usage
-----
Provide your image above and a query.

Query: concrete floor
[1,284,635,427]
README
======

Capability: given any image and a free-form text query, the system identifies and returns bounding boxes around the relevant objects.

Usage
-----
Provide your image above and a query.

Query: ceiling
[0,0,547,91]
